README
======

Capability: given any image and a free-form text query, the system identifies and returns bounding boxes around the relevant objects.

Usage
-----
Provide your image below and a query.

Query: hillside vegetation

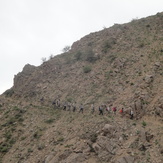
[0,12,163,163]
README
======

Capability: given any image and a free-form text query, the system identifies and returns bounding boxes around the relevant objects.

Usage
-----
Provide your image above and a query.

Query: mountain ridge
[0,12,163,163]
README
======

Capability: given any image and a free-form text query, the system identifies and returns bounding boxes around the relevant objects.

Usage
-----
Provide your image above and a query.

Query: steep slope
[8,12,163,117]
[0,98,162,163]
[0,12,163,163]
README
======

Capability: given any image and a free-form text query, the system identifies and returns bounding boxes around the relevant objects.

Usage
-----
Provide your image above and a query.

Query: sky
[0,0,163,94]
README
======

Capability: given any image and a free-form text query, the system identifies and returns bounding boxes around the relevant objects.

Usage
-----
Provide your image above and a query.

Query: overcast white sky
[0,0,163,94]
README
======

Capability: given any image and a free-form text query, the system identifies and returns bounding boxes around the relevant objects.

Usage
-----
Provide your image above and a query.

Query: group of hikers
[41,98,134,120]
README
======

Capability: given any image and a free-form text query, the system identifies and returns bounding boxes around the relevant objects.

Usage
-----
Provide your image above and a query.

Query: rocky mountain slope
[0,12,163,163]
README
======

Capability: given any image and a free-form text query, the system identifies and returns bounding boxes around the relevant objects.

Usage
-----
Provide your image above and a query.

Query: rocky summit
[0,12,163,163]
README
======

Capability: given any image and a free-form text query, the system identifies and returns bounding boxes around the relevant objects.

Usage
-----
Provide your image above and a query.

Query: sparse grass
[0,143,10,153]
[74,51,82,61]
[33,131,42,139]
[85,49,97,63]
[83,66,92,73]
[132,122,137,126]
[20,136,27,141]
[57,137,64,142]
[90,133,98,143]
[37,143,45,150]
[105,70,113,79]
[27,148,33,153]
[0,133,16,154]
[142,121,147,127]
[64,144,73,148]
[138,42,145,48]
[45,118,55,124]
[155,139,159,145]
[66,97,73,103]
[102,39,116,53]
[130,82,134,86]
[107,54,117,63]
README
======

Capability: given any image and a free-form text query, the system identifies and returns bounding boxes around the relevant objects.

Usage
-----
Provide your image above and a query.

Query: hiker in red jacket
[119,108,124,117]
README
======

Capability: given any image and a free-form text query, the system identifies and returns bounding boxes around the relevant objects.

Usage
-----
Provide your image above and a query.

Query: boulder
[62,153,86,163]
[102,124,116,136]
[155,107,163,117]
[92,136,117,161]
[117,155,135,163]
[144,75,154,84]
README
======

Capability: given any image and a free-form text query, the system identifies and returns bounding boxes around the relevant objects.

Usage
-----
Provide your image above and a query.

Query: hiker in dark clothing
[52,100,56,105]
[40,97,44,104]
[72,102,76,112]
[63,102,67,110]
[79,104,84,114]
[52,99,56,108]
[99,105,103,115]
[91,103,95,114]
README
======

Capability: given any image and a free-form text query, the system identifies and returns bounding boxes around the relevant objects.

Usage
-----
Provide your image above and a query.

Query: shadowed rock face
[14,64,36,89]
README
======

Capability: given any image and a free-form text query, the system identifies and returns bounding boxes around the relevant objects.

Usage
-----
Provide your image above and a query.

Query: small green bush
[0,144,10,153]
[66,97,73,103]
[74,51,82,61]
[102,39,116,53]
[142,121,147,127]
[102,41,112,53]
[45,119,55,124]
[57,137,64,142]
[138,42,145,48]
[83,66,92,73]
[85,49,97,63]
[33,131,42,139]
[28,148,33,153]
[37,143,45,150]
[65,144,73,148]
[90,133,97,143]
[107,54,117,63]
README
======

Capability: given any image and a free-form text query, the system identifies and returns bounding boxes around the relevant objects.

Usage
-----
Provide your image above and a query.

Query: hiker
[112,107,117,114]
[119,108,124,116]
[58,99,61,108]
[40,97,44,104]
[130,109,134,119]
[79,104,84,114]
[63,102,67,110]
[99,105,103,115]
[52,99,56,108]
[68,102,71,111]
[106,105,110,113]
[91,103,95,114]
[52,99,56,105]
[72,102,76,112]
[56,99,59,107]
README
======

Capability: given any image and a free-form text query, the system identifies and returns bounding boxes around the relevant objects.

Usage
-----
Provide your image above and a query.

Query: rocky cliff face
[10,12,163,116]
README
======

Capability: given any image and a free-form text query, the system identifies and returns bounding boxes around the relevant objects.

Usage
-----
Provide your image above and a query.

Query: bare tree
[41,57,47,63]
[62,45,71,53]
